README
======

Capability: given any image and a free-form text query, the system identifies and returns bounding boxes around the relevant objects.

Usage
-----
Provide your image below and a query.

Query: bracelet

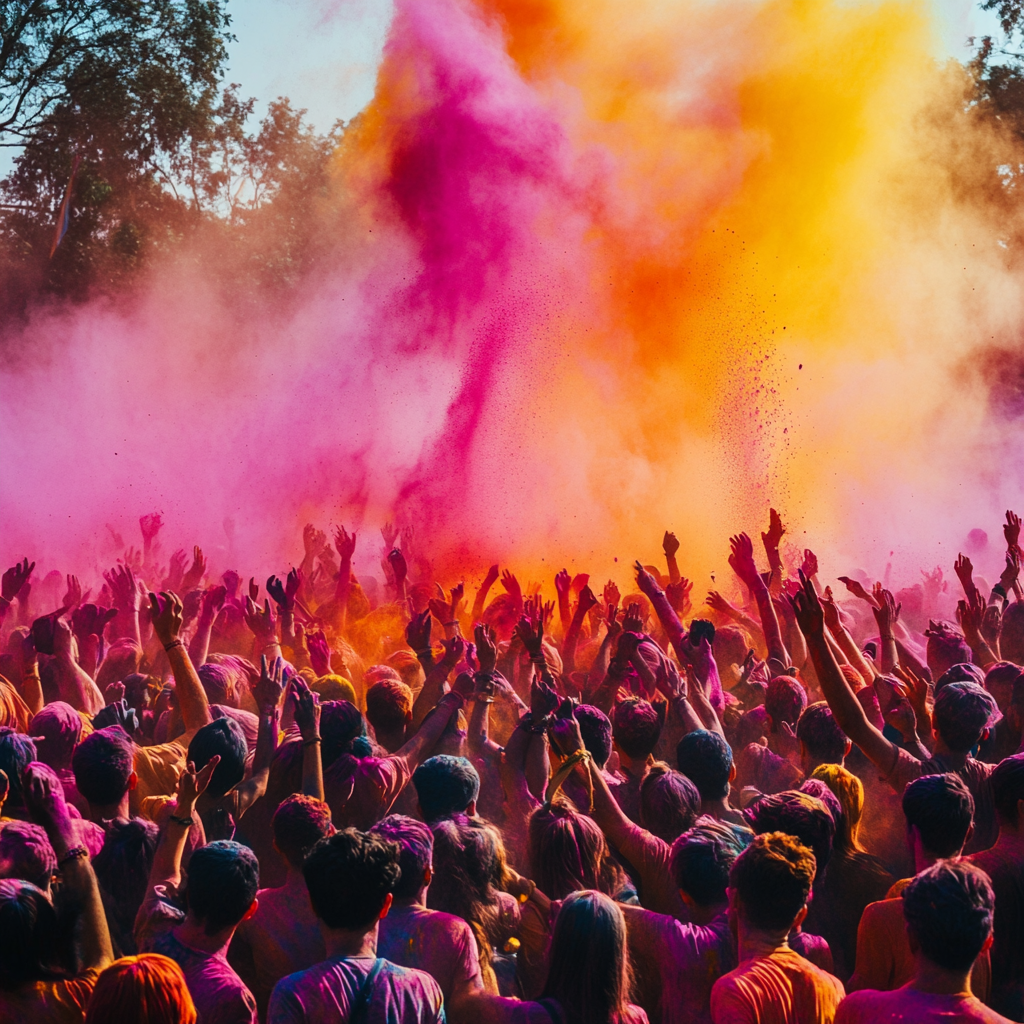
[880,634,895,642]
[169,814,194,828]
[992,584,1008,600]
[415,648,434,659]
[57,845,89,868]
[262,640,281,650]
[163,639,185,653]
[444,620,458,627]
[303,736,322,747]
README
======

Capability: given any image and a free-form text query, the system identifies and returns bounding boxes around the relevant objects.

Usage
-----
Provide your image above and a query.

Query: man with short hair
[796,702,850,776]
[412,755,480,823]
[710,831,844,1023]
[676,730,746,826]
[610,697,667,823]
[268,828,444,1023]
[836,862,1013,1023]
[365,678,415,753]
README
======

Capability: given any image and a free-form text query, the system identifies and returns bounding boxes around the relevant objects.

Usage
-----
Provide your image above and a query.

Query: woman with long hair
[84,955,196,1024]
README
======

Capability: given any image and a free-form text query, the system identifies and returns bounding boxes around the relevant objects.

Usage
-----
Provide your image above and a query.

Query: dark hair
[185,841,258,935]
[72,726,134,806]
[319,701,370,766]
[765,676,807,730]
[93,818,159,956]
[745,790,834,879]
[0,729,37,807]
[640,763,700,842]
[371,815,434,900]
[730,832,816,932]
[304,829,401,930]
[413,755,480,822]
[902,773,974,858]
[272,795,333,870]
[796,702,847,765]
[991,753,1024,825]
[799,779,844,842]
[902,861,994,971]
[932,683,996,753]
[612,698,664,760]
[540,891,633,1024]
[365,679,414,733]
[187,719,247,799]
[676,730,732,801]
[0,879,64,989]
[670,821,749,907]
[528,801,625,900]
[935,663,985,693]
[574,705,612,768]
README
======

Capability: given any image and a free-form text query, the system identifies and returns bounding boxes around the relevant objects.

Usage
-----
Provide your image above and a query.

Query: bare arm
[52,619,104,714]
[291,673,324,801]
[149,758,219,890]
[411,636,463,732]
[394,692,466,776]
[188,585,226,668]
[562,586,598,674]
[730,534,790,673]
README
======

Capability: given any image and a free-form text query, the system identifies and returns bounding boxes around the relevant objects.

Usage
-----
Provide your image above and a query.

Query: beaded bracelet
[57,846,89,868]
[163,639,185,653]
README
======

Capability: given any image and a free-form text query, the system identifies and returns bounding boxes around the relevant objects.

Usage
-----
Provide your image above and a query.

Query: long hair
[541,891,633,1024]
[811,764,865,854]
[0,879,66,989]
[528,800,626,900]
[84,954,196,1024]
[93,817,159,956]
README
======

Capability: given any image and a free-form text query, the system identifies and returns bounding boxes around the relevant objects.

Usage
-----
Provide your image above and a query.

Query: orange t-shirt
[710,947,845,1024]
[0,970,99,1024]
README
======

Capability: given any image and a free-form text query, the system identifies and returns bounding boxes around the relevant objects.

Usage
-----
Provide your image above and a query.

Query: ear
[465,799,477,817]
[728,763,737,784]
[843,739,852,757]
[378,892,393,921]
[679,889,696,909]
[423,866,433,887]
[792,904,808,930]
[128,771,138,792]
[982,932,994,954]
[241,898,259,923]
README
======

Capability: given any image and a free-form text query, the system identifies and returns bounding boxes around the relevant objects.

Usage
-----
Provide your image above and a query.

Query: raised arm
[333,526,357,630]
[150,591,213,735]
[395,691,466,776]
[872,584,901,675]
[634,562,688,663]
[0,558,34,631]
[819,586,876,684]
[663,531,682,585]
[761,509,786,598]
[148,756,219,890]
[104,564,142,645]
[188,585,226,668]
[562,585,598,674]
[471,564,500,625]
[53,617,105,714]
[411,635,463,732]
[730,533,789,673]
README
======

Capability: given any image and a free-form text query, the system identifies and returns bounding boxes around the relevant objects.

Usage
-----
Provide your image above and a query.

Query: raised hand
[381,521,398,550]
[439,634,466,666]
[22,762,72,835]
[62,575,83,611]
[200,585,227,621]
[267,568,302,612]
[999,549,1020,593]
[139,513,164,544]
[244,597,277,645]
[663,531,680,558]
[148,591,183,647]
[176,756,220,811]
[474,623,498,674]
[387,548,408,587]
[529,673,560,719]
[254,654,287,715]
[307,630,332,677]
[515,613,545,659]
[406,609,433,654]
[666,578,692,615]
[634,560,661,597]
[555,569,572,598]
[452,672,476,700]
[788,572,825,638]
[871,584,901,636]
[1,558,34,603]
[290,674,321,740]
[500,570,522,604]
[577,585,598,615]
[954,553,976,598]
[728,533,761,589]
[622,601,645,635]
[800,549,819,579]
[72,603,118,643]
[818,586,842,633]
[303,524,328,558]
[181,547,207,593]
[482,564,500,589]
[705,590,736,617]
[247,576,259,602]
[105,565,140,611]
[1005,510,1022,553]
[837,575,876,606]
[334,525,357,561]
[450,582,465,618]
[549,707,585,757]
[603,580,620,608]
[92,698,140,735]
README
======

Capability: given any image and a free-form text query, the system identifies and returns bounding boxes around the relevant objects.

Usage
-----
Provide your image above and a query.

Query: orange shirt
[710,947,845,1024]
[0,970,99,1024]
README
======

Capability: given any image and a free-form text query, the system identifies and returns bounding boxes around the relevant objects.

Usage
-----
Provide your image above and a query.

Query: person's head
[744,790,834,880]
[676,729,733,802]
[72,726,136,809]
[272,794,334,871]
[303,828,400,932]
[528,801,624,900]
[729,832,816,939]
[671,820,750,909]
[573,705,612,769]
[84,954,196,1024]
[991,752,1024,829]
[795,702,849,771]
[386,650,424,690]
[0,879,61,989]
[1000,601,1024,665]
[365,678,414,736]
[541,890,632,1024]
[92,817,159,954]
[935,663,985,694]
[902,861,994,974]
[902,772,974,859]
[713,626,752,678]
[364,664,401,687]
[0,821,56,891]
[187,718,247,799]
[933,682,998,753]
[184,841,258,936]
[984,662,1022,713]
[926,624,974,679]
[799,778,844,840]
[371,815,434,900]
[310,674,358,705]
[611,697,664,762]
[765,676,807,733]
[319,700,370,766]
[810,763,865,853]
[95,639,143,690]
[29,702,82,770]
[413,755,480,822]
[196,664,238,708]
[0,729,36,809]
[639,762,700,843]
[428,816,508,927]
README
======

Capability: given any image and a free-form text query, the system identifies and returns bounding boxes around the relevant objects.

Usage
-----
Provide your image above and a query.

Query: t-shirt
[268,955,445,1024]
[615,820,690,920]
[231,877,325,1019]
[135,887,258,1024]
[835,986,1015,1023]
[848,888,990,1000]
[131,739,188,813]
[623,905,734,1024]
[737,743,804,796]
[607,766,644,825]
[464,995,648,1023]
[710,947,845,1024]
[323,755,412,831]
[377,903,483,1005]
[0,970,99,1024]
[883,751,996,854]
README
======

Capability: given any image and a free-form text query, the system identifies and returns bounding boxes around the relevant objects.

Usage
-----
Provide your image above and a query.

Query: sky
[225,0,1005,135]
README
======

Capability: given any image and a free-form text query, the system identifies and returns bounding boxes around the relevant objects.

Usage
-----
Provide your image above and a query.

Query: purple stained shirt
[268,955,445,1024]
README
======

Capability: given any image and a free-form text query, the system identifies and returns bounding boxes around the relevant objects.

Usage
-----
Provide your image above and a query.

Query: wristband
[163,639,185,653]
[992,584,1008,601]
[57,845,89,868]
[0,596,10,609]
[303,736,322,747]
[169,814,194,828]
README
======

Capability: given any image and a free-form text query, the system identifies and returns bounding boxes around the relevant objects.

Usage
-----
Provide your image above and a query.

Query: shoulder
[834,988,887,1024]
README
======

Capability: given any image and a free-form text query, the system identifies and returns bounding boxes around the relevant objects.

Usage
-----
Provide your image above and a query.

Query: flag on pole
[49,154,81,258]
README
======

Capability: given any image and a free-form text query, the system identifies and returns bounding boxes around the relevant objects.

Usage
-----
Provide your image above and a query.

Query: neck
[322,921,379,959]
[88,796,130,822]
[373,727,406,753]
[931,738,968,768]
[285,866,307,889]
[690,901,728,927]
[617,752,648,776]
[737,918,790,962]
[911,954,974,997]
[174,914,235,955]
[993,821,1024,848]
[915,848,955,873]
[393,889,427,909]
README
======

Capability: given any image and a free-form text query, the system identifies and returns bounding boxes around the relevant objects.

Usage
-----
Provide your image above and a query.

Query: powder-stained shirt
[835,987,1015,1024]
[710,947,845,1024]
[0,969,99,1024]
[614,820,690,921]
[131,738,188,813]
[135,886,258,1024]
[324,755,412,831]
[623,906,735,1024]
[377,903,483,1005]
[268,955,445,1024]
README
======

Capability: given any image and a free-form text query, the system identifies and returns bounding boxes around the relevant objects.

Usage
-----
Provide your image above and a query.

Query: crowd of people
[0,508,1022,1024]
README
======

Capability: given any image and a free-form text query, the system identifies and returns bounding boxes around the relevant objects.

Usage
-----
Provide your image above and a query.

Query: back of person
[835,986,1011,1024]
[711,947,844,1024]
